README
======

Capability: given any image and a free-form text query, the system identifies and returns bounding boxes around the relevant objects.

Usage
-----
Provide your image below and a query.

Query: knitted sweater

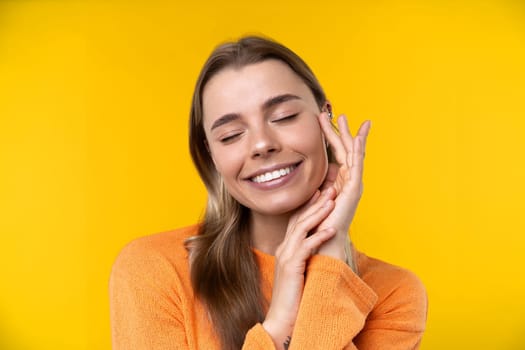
[109,225,427,349]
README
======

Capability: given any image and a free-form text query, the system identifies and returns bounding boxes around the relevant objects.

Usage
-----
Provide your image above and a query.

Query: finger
[319,164,339,191]
[281,199,335,255]
[287,189,321,233]
[321,186,337,200]
[353,120,371,165]
[290,196,334,239]
[298,227,337,260]
[298,189,322,215]
[356,120,372,136]
[318,112,346,165]
[349,121,371,189]
[283,189,332,246]
[290,187,334,222]
[337,115,354,154]
[356,120,371,157]
[336,115,356,169]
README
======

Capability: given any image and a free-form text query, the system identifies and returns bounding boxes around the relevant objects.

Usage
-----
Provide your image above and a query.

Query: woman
[110,36,427,350]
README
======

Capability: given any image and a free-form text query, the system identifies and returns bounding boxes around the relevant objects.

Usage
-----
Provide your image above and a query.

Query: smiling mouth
[250,164,298,184]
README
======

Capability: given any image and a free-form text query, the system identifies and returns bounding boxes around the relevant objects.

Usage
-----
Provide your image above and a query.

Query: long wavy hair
[187,35,327,350]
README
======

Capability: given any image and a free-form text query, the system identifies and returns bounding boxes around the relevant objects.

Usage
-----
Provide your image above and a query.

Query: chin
[253,193,316,217]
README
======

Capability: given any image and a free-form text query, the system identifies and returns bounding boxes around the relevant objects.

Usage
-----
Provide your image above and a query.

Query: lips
[247,162,301,184]
[251,165,297,183]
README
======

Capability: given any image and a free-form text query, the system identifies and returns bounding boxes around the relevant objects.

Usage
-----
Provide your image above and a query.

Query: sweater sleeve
[353,264,428,350]
[289,255,427,350]
[110,238,278,350]
[242,323,277,349]
[109,240,190,350]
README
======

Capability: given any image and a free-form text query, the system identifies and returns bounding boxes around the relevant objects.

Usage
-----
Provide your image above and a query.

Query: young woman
[110,36,427,350]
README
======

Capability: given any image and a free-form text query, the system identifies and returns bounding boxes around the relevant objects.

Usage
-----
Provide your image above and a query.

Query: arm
[109,241,190,349]
[261,190,340,350]
[290,255,376,349]
[110,238,289,350]
[290,255,427,349]
[260,113,371,349]
[315,113,370,268]
[353,267,428,350]
[289,114,427,348]
[290,114,374,348]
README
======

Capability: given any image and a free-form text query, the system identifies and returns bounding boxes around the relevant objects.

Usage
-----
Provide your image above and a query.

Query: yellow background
[1,0,524,349]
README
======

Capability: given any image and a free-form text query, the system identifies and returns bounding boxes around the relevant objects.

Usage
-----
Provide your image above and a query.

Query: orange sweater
[110,225,427,349]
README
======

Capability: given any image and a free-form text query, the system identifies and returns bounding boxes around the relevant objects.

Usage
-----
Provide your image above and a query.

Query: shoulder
[355,250,428,332]
[110,224,199,288]
[356,251,427,300]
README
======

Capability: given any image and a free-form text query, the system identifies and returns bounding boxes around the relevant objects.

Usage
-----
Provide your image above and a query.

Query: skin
[202,59,371,350]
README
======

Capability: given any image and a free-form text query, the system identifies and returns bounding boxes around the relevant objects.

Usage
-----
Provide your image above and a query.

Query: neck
[249,211,291,256]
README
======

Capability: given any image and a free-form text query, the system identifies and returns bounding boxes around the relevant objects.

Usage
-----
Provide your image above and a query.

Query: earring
[324,102,333,119]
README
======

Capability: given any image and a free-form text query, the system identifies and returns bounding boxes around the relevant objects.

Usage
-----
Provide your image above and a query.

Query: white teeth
[251,165,296,183]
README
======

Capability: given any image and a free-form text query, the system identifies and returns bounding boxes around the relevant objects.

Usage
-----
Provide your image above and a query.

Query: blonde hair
[187,35,327,350]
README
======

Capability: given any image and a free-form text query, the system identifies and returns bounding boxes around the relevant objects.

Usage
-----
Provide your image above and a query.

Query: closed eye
[273,113,299,123]
[219,132,243,143]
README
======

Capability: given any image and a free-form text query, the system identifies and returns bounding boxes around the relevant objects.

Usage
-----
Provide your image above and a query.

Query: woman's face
[202,59,328,217]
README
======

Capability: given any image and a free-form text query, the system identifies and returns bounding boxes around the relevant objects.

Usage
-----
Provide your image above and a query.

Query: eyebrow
[210,113,240,131]
[210,93,302,131]
[261,93,301,111]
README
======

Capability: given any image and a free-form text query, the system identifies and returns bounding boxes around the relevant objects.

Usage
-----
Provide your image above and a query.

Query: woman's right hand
[262,189,337,349]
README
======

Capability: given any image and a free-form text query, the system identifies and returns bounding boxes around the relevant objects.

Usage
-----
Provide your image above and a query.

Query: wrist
[262,319,292,350]
[317,231,347,261]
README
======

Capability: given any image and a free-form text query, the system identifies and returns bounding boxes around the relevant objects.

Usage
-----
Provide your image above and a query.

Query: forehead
[202,59,315,125]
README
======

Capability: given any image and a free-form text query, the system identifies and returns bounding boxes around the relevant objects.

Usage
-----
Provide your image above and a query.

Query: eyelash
[218,114,298,144]
[273,113,298,122]
[220,132,242,143]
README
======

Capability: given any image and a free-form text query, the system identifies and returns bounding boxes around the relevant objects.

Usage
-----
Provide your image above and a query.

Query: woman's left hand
[315,113,371,268]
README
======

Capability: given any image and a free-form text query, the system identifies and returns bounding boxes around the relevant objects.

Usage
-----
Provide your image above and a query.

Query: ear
[321,100,333,119]
[320,100,333,147]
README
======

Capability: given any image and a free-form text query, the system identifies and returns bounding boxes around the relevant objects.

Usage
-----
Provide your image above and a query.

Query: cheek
[291,122,327,159]
[210,146,244,178]
[297,124,329,180]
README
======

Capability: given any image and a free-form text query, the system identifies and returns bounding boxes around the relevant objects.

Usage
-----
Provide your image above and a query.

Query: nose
[250,126,280,158]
